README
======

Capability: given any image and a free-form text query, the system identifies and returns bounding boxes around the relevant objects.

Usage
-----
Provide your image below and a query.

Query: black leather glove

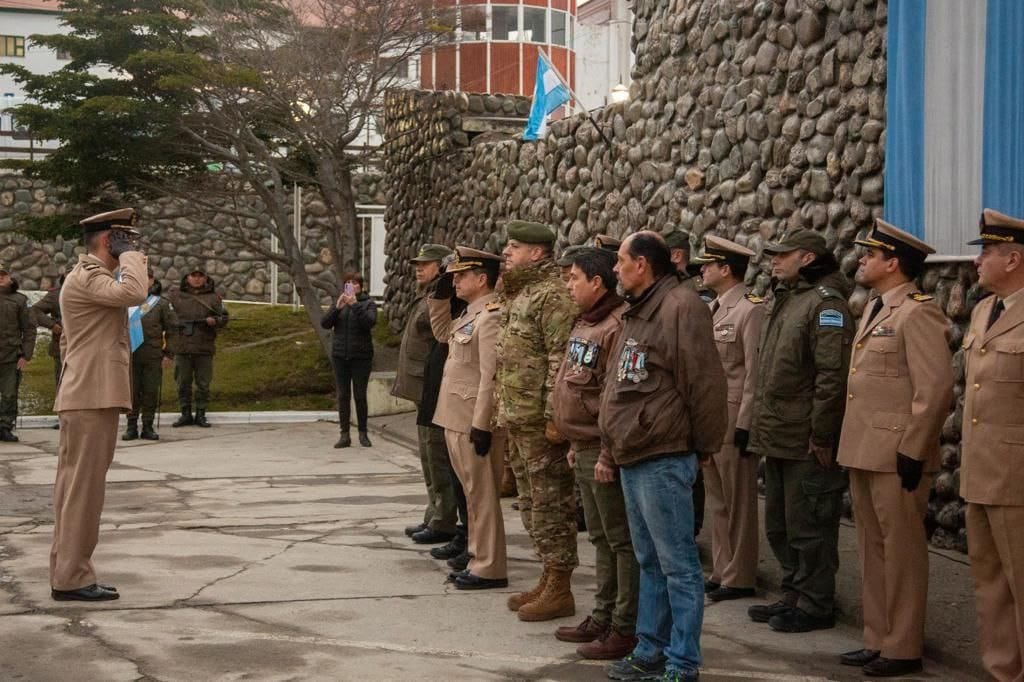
[432,272,455,299]
[896,453,924,492]
[734,428,750,458]
[469,427,492,457]
[108,229,138,259]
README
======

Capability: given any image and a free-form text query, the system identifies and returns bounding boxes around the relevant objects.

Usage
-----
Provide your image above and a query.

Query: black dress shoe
[768,607,835,633]
[454,573,508,590]
[839,648,880,666]
[863,657,922,677]
[748,600,794,623]
[0,429,19,442]
[430,539,467,560]
[404,523,427,537]
[447,568,469,582]
[707,586,756,602]
[51,584,120,601]
[447,550,471,571]
[411,528,456,544]
[704,580,721,593]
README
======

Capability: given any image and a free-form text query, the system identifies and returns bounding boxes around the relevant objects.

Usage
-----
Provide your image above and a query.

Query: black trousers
[333,356,372,432]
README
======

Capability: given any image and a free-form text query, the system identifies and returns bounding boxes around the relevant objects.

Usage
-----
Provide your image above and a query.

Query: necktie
[710,300,720,316]
[866,296,884,324]
[987,299,1005,330]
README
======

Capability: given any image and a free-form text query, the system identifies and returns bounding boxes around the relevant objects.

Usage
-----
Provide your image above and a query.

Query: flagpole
[536,46,614,148]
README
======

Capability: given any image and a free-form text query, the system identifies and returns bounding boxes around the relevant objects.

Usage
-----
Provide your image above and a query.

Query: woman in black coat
[321,272,377,448]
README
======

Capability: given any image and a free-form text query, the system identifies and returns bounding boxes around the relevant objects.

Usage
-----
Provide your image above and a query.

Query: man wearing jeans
[599,232,727,682]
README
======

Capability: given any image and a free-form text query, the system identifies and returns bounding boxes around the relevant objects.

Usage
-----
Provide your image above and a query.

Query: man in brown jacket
[961,208,1024,682]
[551,247,638,660]
[694,236,765,603]
[50,208,147,601]
[393,244,460,546]
[599,232,727,682]
[836,219,953,677]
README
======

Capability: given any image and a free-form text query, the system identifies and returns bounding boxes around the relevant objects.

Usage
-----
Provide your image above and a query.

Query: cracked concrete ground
[0,418,981,681]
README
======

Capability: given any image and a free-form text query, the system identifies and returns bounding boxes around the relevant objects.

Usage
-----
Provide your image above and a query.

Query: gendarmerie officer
[50,208,147,601]
[123,267,178,441]
[0,263,35,442]
[961,209,1024,682]
[694,236,765,603]
[429,247,508,591]
[836,219,953,677]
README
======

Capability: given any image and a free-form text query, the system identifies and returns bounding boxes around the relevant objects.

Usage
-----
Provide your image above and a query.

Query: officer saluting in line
[836,219,953,677]
[50,208,147,601]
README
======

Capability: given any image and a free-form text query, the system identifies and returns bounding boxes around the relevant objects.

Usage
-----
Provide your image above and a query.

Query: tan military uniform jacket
[711,284,766,432]
[429,293,501,435]
[961,290,1024,505]
[837,282,953,473]
[54,252,148,412]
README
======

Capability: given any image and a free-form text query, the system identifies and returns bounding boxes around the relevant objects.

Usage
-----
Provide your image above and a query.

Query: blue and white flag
[885,0,1024,255]
[523,53,571,141]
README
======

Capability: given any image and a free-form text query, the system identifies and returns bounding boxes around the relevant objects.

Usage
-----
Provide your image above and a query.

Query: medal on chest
[567,337,601,371]
[617,338,648,383]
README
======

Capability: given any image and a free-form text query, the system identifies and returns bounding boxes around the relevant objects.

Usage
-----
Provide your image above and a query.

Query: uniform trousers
[174,353,214,411]
[704,442,759,589]
[507,427,578,571]
[417,424,459,534]
[50,407,120,590]
[967,503,1024,682]
[444,428,507,579]
[849,469,931,659]
[763,456,846,618]
[575,445,639,634]
[128,355,163,422]
[0,361,21,430]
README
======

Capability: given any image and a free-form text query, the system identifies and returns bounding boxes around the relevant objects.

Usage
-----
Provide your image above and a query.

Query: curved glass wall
[449,5,575,49]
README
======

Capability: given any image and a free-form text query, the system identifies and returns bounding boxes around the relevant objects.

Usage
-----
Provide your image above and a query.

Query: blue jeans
[620,454,703,674]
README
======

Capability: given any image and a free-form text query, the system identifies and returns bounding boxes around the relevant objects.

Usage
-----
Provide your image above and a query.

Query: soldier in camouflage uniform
[497,221,579,622]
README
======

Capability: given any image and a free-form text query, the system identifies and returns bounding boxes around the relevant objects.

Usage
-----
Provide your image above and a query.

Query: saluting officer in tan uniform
[428,247,509,591]
[961,209,1024,682]
[50,208,148,601]
[836,219,953,677]
[694,235,765,602]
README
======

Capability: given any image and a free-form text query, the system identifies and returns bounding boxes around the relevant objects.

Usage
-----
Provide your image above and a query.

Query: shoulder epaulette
[485,302,501,312]
[745,293,764,304]
[82,263,100,271]
[816,285,840,299]
[908,292,934,302]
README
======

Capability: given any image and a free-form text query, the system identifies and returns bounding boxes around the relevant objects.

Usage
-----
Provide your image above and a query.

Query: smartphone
[344,282,355,296]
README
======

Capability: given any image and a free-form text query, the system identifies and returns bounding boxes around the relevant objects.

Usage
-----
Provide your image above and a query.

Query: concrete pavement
[0,418,980,681]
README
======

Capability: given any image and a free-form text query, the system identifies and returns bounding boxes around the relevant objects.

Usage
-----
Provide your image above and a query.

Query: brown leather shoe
[555,615,608,643]
[576,628,638,660]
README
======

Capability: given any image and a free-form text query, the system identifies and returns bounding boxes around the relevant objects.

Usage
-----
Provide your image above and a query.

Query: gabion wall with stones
[0,171,386,303]
[382,0,977,552]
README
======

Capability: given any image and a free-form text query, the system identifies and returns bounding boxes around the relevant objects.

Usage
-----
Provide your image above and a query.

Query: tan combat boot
[517,568,575,622]
[507,567,548,611]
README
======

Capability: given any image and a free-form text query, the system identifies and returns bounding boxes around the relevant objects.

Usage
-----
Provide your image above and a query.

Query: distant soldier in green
[747,229,855,633]
[123,268,178,441]
[168,266,228,428]
[0,264,35,442]
[497,220,579,622]
[32,272,64,389]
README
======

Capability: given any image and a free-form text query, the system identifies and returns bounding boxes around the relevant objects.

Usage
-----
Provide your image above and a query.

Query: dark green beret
[506,220,556,244]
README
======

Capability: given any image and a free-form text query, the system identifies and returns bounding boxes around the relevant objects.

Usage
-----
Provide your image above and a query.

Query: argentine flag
[885,0,1024,255]
[523,53,571,141]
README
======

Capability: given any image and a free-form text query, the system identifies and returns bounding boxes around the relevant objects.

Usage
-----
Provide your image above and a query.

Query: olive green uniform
[0,284,34,431]
[31,286,63,385]
[168,278,228,413]
[749,267,854,619]
[129,292,178,425]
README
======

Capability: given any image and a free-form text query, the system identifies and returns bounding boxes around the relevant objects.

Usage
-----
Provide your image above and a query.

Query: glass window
[432,8,457,42]
[551,11,567,46]
[461,6,488,41]
[492,6,518,41]
[570,17,575,50]
[1,36,26,58]
[523,8,546,44]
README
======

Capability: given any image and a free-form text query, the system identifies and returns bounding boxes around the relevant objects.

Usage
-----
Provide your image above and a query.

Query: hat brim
[409,256,443,263]
[761,242,800,255]
[966,237,997,246]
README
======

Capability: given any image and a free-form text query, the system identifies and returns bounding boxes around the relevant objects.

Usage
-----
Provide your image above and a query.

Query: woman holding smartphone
[321,272,377,448]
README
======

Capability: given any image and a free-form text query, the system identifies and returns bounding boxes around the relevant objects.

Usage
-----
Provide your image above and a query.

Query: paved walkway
[0,420,979,680]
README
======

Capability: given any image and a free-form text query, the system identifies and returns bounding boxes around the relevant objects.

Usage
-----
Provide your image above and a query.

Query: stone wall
[0,171,386,302]
[382,0,975,551]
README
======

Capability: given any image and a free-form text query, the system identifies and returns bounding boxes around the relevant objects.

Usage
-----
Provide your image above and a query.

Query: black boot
[430,533,468,560]
[334,432,351,448]
[194,410,211,428]
[358,431,372,447]
[140,420,159,441]
[0,428,18,443]
[122,418,139,441]
[173,409,193,427]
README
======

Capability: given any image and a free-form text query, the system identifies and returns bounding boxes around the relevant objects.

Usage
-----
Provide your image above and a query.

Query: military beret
[80,207,137,234]
[856,219,935,261]
[409,243,453,263]
[556,244,586,267]
[663,230,693,251]
[967,208,1024,246]
[763,229,828,256]
[506,220,556,244]
[445,246,502,274]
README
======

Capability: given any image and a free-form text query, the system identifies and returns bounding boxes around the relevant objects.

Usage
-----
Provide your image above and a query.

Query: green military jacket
[494,259,576,429]
[168,276,228,356]
[31,286,61,358]
[748,258,854,460]
[134,284,179,364]
[0,282,35,364]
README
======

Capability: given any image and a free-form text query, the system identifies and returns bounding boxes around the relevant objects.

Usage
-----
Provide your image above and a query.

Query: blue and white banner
[885,0,1024,255]
[523,53,571,141]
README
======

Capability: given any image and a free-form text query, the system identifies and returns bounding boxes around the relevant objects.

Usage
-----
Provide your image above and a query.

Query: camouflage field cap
[506,220,556,244]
